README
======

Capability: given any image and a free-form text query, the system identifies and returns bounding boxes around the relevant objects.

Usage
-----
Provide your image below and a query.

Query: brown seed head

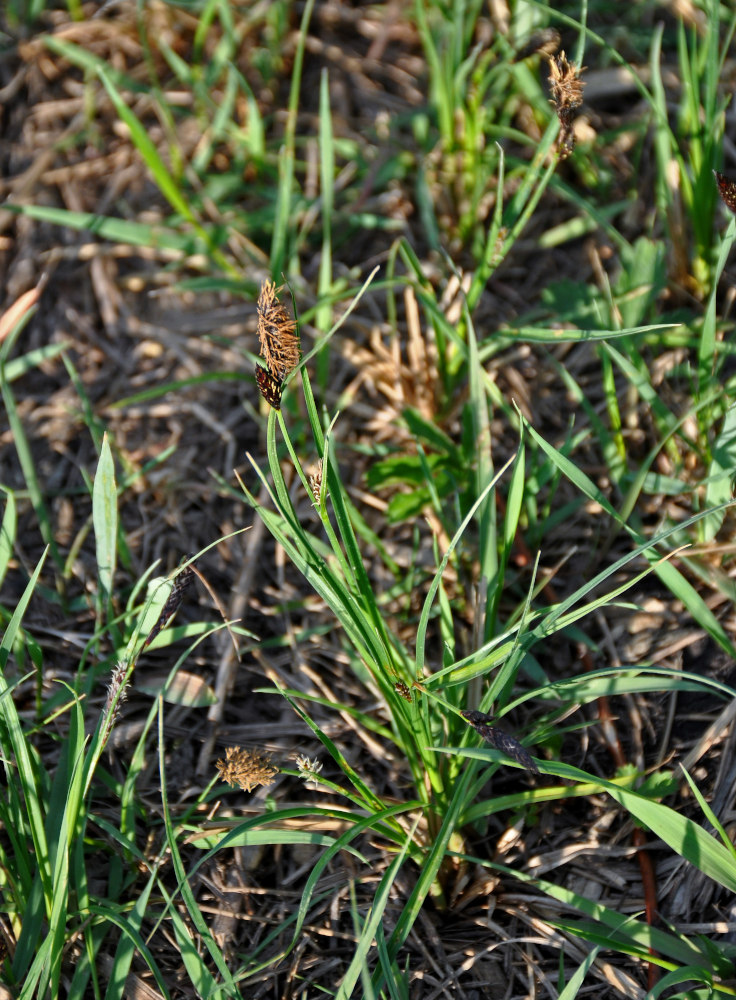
[215,746,279,792]
[548,52,585,159]
[548,51,585,111]
[257,280,300,381]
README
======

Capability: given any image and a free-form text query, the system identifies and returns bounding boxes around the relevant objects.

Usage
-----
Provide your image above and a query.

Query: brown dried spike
[548,51,585,158]
[548,51,585,111]
[215,746,279,792]
[257,280,300,381]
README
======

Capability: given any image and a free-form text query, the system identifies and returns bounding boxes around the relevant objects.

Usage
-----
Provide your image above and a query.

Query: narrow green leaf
[335,822,419,1000]
[0,487,17,591]
[0,552,53,906]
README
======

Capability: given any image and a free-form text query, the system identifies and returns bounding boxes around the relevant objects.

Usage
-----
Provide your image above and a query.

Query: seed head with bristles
[295,754,323,790]
[100,659,130,750]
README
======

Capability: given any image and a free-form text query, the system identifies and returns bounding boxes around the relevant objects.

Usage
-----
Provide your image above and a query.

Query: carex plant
[236,269,736,995]
[5,1,736,996]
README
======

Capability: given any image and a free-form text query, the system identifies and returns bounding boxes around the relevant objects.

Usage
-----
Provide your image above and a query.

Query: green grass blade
[702,401,736,540]
[0,376,61,567]
[95,69,193,225]
[559,945,601,1000]
[316,67,335,387]
[270,0,316,277]
[373,766,476,992]
[0,550,52,900]
[415,455,515,678]
[0,487,17,592]
[157,705,241,997]
[454,749,736,894]
[97,890,171,1000]
[92,434,118,634]
[485,860,726,973]
[522,414,736,655]
[3,201,208,255]
[335,821,419,1000]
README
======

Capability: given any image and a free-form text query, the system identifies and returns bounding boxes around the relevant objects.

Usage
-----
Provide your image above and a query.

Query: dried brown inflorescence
[548,51,585,159]
[256,280,300,383]
[215,746,279,792]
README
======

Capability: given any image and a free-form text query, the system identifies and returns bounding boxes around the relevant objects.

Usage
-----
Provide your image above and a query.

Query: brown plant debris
[257,279,300,381]
[143,564,195,649]
[548,51,585,159]
[255,365,283,409]
[216,746,279,792]
[461,709,539,774]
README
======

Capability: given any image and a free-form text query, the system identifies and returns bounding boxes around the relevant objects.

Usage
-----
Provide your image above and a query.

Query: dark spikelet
[513,28,561,62]
[394,680,412,702]
[255,365,283,409]
[143,565,194,649]
[257,279,300,381]
[461,709,493,727]
[715,171,736,214]
[461,709,539,774]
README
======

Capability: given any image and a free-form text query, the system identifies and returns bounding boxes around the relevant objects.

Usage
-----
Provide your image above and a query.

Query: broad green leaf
[703,402,736,540]
[92,434,117,613]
